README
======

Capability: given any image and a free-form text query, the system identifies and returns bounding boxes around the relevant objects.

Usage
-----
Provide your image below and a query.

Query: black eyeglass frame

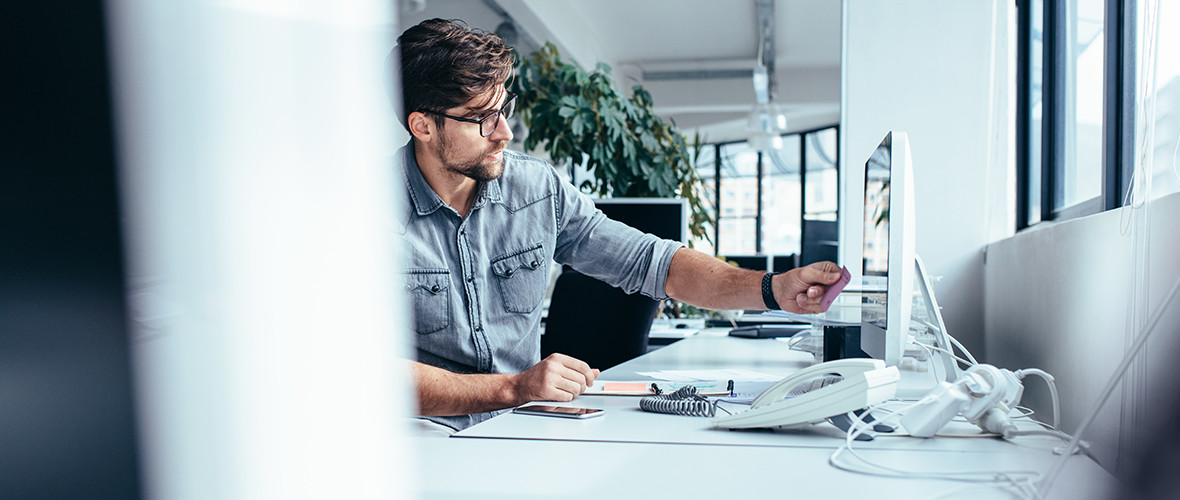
[420,92,517,137]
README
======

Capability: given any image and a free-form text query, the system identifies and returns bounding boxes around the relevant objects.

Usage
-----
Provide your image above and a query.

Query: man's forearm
[663,247,766,310]
[663,247,841,314]
[410,361,518,416]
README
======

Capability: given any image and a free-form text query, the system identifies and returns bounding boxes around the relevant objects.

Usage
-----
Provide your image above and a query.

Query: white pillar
[106,1,412,498]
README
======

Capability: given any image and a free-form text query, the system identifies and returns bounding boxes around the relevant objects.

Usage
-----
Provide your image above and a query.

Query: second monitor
[593,197,688,243]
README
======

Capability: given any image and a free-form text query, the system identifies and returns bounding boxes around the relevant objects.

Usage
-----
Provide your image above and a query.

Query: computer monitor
[593,197,688,243]
[860,131,916,367]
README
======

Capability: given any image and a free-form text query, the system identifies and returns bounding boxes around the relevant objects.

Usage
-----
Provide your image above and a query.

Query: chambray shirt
[395,142,683,431]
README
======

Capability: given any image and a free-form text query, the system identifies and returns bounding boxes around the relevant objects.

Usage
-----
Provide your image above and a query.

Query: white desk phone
[712,357,1030,439]
[713,358,900,430]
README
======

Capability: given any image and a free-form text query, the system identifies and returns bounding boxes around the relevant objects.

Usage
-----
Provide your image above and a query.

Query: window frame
[700,125,840,260]
[1016,0,1134,230]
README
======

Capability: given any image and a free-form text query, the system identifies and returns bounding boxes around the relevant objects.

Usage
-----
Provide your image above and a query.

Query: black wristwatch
[761,272,780,310]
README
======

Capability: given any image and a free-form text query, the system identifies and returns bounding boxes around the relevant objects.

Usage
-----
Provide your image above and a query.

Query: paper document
[634,369,782,383]
[718,381,777,404]
[584,380,730,396]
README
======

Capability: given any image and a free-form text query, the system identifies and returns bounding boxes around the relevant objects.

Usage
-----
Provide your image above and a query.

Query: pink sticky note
[603,382,649,392]
[820,266,851,310]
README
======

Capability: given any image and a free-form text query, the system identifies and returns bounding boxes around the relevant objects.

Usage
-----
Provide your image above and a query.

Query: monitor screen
[859,131,915,367]
[862,141,892,330]
[593,197,688,243]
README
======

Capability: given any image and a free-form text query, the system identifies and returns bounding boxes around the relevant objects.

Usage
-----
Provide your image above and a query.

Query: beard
[436,133,508,183]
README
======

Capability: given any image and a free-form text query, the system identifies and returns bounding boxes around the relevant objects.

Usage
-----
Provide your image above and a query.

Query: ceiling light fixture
[747,65,788,151]
[747,0,787,152]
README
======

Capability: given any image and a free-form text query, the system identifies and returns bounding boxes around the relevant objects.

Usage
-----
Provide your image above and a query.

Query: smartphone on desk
[512,405,605,419]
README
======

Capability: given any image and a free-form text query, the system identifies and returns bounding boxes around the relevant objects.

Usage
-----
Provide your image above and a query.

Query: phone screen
[512,405,605,419]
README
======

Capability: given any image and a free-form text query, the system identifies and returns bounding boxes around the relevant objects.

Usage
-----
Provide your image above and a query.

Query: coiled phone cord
[639,385,730,417]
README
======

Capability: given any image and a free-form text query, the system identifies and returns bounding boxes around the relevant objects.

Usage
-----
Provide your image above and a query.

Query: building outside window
[690,126,839,266]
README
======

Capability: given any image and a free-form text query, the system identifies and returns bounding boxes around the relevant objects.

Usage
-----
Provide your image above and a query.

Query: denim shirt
[395,143,683,430]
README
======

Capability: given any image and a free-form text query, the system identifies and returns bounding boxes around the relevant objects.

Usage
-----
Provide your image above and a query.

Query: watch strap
[761,272,780,310]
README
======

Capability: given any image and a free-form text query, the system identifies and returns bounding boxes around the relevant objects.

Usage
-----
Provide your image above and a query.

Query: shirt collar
[401,140,504,215]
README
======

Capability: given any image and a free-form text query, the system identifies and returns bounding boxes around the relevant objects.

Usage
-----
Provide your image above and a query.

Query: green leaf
[514,41,713,243]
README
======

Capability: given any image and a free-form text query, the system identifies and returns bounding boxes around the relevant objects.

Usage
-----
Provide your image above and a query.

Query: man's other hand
[512,353,600,404]
[777,261,843,314]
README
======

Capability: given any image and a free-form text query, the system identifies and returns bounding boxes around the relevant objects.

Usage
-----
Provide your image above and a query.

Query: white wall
[840,0,1013,358]
[985,192,1180,475]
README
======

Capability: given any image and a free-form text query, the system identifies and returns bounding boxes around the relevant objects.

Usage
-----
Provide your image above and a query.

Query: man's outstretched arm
[410,354,600,416]
[663,247,843,314]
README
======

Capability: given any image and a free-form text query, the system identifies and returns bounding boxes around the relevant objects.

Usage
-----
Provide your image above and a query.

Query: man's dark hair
[396,18,515,130]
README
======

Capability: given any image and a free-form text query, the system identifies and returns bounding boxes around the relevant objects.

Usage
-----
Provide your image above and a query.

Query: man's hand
[511,353,600,403]
[775,261,843,314]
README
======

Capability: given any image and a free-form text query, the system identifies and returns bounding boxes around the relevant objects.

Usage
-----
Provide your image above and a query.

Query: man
[395,19,843,432]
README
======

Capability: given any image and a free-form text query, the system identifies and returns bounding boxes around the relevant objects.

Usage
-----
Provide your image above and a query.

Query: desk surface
[414,436,1115,500]
[423,335,1120,499]
[456,336,1057,454]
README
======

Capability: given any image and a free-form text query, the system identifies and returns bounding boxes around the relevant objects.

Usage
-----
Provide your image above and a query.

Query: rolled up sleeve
[551,173,684,300]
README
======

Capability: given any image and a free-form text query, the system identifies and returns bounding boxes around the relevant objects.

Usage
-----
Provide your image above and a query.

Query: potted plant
[511,42,711,245]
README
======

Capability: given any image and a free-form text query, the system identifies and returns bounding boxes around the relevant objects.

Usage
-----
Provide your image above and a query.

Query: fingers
[795,290,826,314]
[548,353,598,388]
[521,354,600,402]
[798,261,843,285]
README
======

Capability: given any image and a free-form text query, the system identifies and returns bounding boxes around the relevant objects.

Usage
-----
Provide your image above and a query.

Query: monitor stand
[894,255,962,399]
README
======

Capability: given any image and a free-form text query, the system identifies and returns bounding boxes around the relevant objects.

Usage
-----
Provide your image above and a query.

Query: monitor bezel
[860,131,915,367]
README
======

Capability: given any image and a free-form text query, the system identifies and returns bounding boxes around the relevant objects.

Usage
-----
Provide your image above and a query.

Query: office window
[693,125,839,263]
[1018,0,1180,229]
[716,142,760,255]
[1025,0,1045,225]
[1139,2,1180,200]
[1017,0,1116,227]
[804,128,839,221]
[762,137,802,256]
[691,145,718,255]
[1061,0,1105,210]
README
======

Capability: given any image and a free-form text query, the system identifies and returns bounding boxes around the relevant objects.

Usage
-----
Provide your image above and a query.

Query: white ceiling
[399,0,842,144]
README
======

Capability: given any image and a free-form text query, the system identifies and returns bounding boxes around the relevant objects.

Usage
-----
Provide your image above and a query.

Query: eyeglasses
[422,92,517,137]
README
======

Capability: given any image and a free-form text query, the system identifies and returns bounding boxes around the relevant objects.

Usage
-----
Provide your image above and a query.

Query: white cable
[914,340,973,369]
[1015,368,1060,430]
[1038,274,1180,496]
[1114,0,1161,477]
[945,332,979,366]
[911,340,944,383]
[829,406,1043,499]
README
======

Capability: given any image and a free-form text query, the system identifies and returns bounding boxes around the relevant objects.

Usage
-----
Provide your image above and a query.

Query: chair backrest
[541,270,659,370]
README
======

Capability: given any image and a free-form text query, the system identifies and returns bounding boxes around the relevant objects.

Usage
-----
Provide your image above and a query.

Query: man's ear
[407,111,435,143]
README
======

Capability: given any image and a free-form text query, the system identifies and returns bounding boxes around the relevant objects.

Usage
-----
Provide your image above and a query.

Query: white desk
[419,335,1121,499]
[456,336,1064,454]
[414,436,1115,500]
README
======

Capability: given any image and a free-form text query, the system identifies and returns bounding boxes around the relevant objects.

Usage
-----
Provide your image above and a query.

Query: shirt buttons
[466,275,474,283]
[430,284,440,293]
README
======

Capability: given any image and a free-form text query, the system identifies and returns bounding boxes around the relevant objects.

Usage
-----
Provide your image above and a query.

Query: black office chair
[541,269,660,370]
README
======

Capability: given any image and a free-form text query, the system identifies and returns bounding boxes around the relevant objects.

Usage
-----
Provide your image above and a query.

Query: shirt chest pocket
[404,270,451,334]
[490,244,548,314]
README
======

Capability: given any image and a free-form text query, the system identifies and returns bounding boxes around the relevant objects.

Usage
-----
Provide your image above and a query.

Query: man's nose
[488,113,513,142]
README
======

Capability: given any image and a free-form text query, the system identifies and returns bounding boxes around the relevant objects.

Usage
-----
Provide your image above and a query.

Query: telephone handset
[713,358,900,430]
